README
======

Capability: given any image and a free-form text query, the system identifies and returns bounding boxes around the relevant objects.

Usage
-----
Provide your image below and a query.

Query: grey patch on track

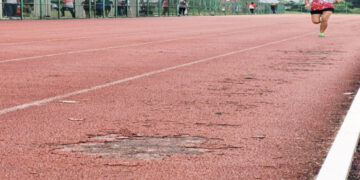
[277,50,346,55]
[195,122,241,127]
[56,134,216,160]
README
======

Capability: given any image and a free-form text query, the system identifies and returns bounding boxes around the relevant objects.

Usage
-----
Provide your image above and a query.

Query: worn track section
[0,15,360,179]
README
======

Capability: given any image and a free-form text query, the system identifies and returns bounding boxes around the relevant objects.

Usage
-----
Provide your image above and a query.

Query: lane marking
[0,31,161,46]
[0,33,311,116]
[0,39,178,64]
[0,24,266,47]
[316,88,360,180]
[0,36,93,46]
[0,25,274,64]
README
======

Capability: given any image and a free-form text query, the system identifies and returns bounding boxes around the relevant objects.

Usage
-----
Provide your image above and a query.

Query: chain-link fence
[283,0,360,14]
[0,0,288,19]
[2,0,359,20]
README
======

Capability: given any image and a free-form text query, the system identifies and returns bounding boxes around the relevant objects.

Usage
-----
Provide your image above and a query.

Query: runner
[305,0,342,37]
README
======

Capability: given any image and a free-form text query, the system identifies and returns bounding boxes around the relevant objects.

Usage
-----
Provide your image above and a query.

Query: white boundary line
[0,26,271,64]
[316,88,360,180]
[0,33,311,116]
[0,38,178,64]
[0,31,160,46]
[0,34,215,64]
[0,36,92,46]
[0,25,258,47]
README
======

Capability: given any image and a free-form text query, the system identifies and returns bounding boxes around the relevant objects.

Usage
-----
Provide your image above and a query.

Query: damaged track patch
[56,134,222,160]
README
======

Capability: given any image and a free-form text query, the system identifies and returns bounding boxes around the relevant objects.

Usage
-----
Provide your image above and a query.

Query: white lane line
[0,32,215,64]
[0,31,158,46]
[0,26,271,64]
[0,38,178,64]
[316,88,360,180]
[0,25,262,47]
[0,33,311,116]
[0,36,92,46]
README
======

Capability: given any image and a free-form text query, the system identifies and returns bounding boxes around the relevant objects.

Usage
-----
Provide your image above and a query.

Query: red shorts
[311,1,334,11]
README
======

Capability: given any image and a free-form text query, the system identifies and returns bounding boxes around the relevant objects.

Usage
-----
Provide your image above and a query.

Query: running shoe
[318,33,325,37]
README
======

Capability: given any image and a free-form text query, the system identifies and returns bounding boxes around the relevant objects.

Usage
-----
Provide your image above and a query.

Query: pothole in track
[56,134,225,160]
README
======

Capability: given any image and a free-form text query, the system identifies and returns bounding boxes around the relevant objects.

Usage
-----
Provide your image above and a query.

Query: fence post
[214,0,217,15]
[132,0,139,17]
[102,0,104,17]
[136,0,138,16]
[158,0,160,16]
[0,0,2,19]
[40,0,43,19]
[57,0,60,18]
[88,0,91,18]
[20,0,23,19]
[73,0,76,18]
[94,0,96,17]
[146,0,149,15]
[176,0,178,15]
[114,0,117,17]
[345,1,348,14]
[198,0,200,15]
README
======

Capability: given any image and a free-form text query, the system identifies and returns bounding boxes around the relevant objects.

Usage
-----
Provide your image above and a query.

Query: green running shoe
[318,33,325,37]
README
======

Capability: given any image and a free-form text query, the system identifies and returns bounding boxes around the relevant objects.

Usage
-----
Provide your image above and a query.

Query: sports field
[0,15,360,179]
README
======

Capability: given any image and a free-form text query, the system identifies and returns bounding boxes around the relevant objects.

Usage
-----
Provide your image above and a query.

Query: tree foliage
[346,0,360,8]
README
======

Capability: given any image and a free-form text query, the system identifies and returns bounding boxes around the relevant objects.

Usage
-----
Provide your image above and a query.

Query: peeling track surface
[0,15,360,179]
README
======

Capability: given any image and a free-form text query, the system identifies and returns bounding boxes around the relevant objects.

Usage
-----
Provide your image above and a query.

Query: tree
[346,0,360,8]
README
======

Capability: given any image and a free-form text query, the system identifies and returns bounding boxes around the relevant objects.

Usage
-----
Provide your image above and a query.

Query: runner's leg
[311,13,321,24]
[320,11,332,33]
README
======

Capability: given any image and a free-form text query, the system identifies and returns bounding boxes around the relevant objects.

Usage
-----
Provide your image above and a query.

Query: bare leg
[311,14,321,24]
[320,11,332,33]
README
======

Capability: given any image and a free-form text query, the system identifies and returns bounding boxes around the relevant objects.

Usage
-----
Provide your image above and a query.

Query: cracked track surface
[0,15,360,179]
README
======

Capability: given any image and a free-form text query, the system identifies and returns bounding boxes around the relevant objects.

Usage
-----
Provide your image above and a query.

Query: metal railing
[1,0,286,20]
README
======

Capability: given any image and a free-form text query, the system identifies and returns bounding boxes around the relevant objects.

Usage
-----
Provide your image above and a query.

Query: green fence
[283,0,360,14]
[0,0,285,20]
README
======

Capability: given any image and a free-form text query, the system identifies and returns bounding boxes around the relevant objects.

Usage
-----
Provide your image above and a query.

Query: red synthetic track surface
[0,15,360,179]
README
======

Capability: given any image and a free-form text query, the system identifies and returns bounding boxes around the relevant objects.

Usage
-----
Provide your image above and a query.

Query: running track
[0,15,360,179]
